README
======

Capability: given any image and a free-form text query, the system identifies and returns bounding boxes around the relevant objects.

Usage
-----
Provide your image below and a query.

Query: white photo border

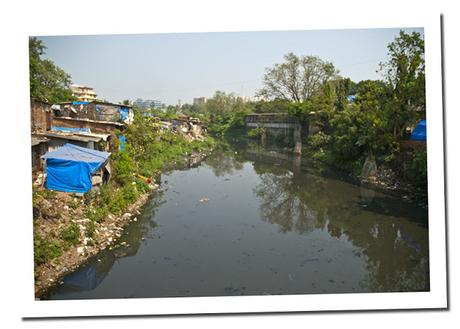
[19,9,446,318]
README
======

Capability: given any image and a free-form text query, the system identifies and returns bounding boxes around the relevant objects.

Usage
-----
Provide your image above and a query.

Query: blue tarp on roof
[119,107,129,121]
[42,144,110,193]
[72,101,90,105]
[410,119,426,142]
[51,126,91,133]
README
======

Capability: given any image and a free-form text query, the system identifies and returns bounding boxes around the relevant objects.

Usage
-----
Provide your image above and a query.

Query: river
[44,142,429,299]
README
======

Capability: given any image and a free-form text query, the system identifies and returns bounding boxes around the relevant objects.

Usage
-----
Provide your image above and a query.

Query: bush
[112,150,134,185]
[60,222,81,248]
[34,234,63,265]
[85,205,109,223]
[108,190,128,215]
[134,178,150,193]
[85,220,96,239]
[247,126,266,139]
[70,198,80,209]
[308,131,332,150]
[410,148,427,188]
[121,184,140,204]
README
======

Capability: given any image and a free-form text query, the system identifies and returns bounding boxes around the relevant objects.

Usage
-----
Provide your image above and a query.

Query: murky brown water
[45,142,429,299]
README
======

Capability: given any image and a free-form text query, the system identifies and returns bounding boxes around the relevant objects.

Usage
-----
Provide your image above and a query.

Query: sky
[37,28,423,105]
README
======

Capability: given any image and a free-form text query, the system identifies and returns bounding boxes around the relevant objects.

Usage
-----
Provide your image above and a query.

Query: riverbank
[33,145,212,298]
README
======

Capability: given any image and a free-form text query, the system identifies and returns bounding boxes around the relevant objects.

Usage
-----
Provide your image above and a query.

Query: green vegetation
[34,234,63,265]
[303,31,426,182]
[29,37,75,103]
[247,126,266,139]
[32,188,56,208]
[85,220,96,240]
[60,222,81,248]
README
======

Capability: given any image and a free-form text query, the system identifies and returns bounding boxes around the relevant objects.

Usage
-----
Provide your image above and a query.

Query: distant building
[134,98,164,109]
[238,95,263,103]
[71,84,98,102]
[193,97,207,106]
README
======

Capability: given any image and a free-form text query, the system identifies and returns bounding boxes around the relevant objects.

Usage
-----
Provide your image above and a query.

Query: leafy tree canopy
[29,37,74,103]
[258,53,339,102]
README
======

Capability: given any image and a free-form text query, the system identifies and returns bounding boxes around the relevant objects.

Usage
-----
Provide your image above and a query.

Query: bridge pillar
[261,130,267,146]
[293,123,302,155]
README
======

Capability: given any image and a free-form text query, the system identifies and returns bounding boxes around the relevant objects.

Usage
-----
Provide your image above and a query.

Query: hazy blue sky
[38,28,423,105]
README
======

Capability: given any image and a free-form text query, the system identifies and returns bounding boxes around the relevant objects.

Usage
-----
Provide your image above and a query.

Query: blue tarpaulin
[72,101,90,105]
[347,95,357,103]
[119,135,126,151]
[42,144,110,193]
[410,120,426,142]
[51,126,91,133]
[119,107,129,121]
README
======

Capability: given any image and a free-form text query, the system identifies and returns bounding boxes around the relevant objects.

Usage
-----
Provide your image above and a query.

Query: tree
[29,37,74,103]
[202,91,254,135]
[258,53,339,102]
[379,30,425,137]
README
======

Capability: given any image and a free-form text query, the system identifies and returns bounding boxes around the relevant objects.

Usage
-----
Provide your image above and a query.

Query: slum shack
[41,144,111,193]
[172,115,206,141]
[53,101,134,125]
[40,126,111,152]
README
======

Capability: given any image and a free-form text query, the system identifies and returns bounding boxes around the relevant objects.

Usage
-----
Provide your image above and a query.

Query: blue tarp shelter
[41,144,110,193]
[410,119,426,142]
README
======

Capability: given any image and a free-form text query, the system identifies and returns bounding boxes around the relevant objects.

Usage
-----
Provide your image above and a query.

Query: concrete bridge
[245,113,303,154]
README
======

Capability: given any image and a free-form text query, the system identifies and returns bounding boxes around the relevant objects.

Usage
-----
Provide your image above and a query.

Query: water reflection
[204,143,245,177]
[46,142,429,299]
[246,145,429,292]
